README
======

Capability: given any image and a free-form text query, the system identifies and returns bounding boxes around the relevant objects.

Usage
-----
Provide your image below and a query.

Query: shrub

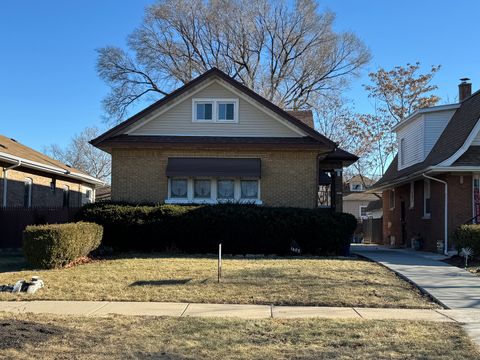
[77,203,356,256]
[23,222,103,269]
[453,224,480,256]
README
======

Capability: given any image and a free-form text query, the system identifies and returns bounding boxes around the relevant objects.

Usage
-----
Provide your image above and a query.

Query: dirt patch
[0,319,63,349]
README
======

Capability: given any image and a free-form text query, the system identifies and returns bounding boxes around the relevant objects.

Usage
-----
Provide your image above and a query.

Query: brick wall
[0,166,92,208]
[382,174,473,251]
[111,148,320,208]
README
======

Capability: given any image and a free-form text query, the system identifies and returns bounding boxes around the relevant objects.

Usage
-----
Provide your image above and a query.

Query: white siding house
[393,104,460,171]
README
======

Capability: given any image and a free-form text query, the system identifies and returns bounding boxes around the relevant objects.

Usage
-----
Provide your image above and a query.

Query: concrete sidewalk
[353,245,480,346]
[354,245,480,309]
[0,300,470,322]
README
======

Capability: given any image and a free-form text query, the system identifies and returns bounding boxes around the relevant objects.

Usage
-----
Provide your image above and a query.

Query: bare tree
[364,62,441,124]
[345,62,442,179]
[97,0,370,122]
[44,127,111,183]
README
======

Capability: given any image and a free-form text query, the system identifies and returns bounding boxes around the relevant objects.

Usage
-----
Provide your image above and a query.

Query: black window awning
[166,157,261,178]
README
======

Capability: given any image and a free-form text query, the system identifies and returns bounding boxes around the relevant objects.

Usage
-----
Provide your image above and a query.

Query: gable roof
[345,175,375,186]
[0,135,103,185]
[91,68,336,148]
[372,89,480,189]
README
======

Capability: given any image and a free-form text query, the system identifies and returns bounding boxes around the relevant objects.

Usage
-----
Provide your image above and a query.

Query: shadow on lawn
[130,279,192,287]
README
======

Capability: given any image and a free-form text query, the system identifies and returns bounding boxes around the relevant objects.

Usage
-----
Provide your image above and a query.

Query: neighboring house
[0,135,103,208]
[343,175,380,221]
[91,68,357,209]
[370,79,480,253]
[95,185,111,202]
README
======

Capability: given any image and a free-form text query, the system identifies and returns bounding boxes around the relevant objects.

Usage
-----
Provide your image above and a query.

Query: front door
[400,200,407,246]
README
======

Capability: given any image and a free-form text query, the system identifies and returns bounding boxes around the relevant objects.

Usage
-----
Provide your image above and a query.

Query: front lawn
[0,313,477,359]
[0,253,436,308]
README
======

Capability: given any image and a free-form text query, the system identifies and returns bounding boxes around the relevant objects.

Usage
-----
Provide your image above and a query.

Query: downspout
[422,173,448,255]
[2,160,21,207]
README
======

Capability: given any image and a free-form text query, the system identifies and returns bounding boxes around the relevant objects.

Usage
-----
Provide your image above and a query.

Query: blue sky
[1,0,479,151]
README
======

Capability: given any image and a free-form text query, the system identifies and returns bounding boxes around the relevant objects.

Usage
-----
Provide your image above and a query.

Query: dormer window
[194,101,213,121]
[193,99,238,122]
[218,101,235,121]
[350,183,363,192]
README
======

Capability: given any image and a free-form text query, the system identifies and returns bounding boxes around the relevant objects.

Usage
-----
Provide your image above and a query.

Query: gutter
[2,160,21,207]
[423,173,448,255]
[0,152,104,186]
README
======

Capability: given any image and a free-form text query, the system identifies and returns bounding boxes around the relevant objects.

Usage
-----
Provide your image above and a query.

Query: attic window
[193,99,238,123]
[195,101,213,121]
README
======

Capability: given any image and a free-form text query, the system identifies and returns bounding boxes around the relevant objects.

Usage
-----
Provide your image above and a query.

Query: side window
[389,189,395,210]
[424,180,431,217]
[24,178,32,208]
[359,205,368,219]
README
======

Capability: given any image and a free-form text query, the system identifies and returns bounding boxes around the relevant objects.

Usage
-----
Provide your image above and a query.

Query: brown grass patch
[0,313,477,359]
[0,254,436,308]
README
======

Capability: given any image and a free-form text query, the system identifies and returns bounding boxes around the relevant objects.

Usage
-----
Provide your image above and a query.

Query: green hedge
[23,222,103,269]
[76,203,357,256]
[453,224,480,256]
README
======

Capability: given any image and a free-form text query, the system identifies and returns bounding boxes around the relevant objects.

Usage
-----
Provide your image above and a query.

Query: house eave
[0,152,104,186]
[368,165,480,192]
[391,103,461,132]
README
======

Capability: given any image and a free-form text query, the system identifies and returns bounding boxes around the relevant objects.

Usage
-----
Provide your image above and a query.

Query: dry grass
[0,253,436,308]
[0,313,477,360]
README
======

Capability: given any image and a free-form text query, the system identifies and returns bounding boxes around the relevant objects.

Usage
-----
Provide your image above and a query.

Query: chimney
[459,78,472,102]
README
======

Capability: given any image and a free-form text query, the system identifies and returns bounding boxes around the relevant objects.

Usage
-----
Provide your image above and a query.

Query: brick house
[0,135,104,208]
[91,68,357,209]
[370,79,480,253]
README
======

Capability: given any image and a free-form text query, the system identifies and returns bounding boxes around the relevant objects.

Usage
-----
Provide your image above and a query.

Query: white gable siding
[397,116,424,170]
[128,81,302,137]
[423,110,456,156]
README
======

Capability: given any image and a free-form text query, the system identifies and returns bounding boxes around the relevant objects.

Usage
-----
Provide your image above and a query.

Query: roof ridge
[91,68,337,149]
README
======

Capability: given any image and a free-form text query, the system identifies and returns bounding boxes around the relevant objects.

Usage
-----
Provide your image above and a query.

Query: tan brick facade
[0,165,93,208]
[382,174,473,251]
[111,148,320,208]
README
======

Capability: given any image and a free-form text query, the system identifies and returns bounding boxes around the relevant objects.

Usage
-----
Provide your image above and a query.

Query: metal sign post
[218,243,222,283]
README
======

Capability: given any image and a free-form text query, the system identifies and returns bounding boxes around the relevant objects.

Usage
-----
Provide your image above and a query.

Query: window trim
[423,179,431,218]
[192,98,239,123]
[166,177,261,205]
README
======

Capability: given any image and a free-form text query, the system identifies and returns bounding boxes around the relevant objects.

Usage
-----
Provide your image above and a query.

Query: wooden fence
[362,217,383,244]
[0,207,80,249]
